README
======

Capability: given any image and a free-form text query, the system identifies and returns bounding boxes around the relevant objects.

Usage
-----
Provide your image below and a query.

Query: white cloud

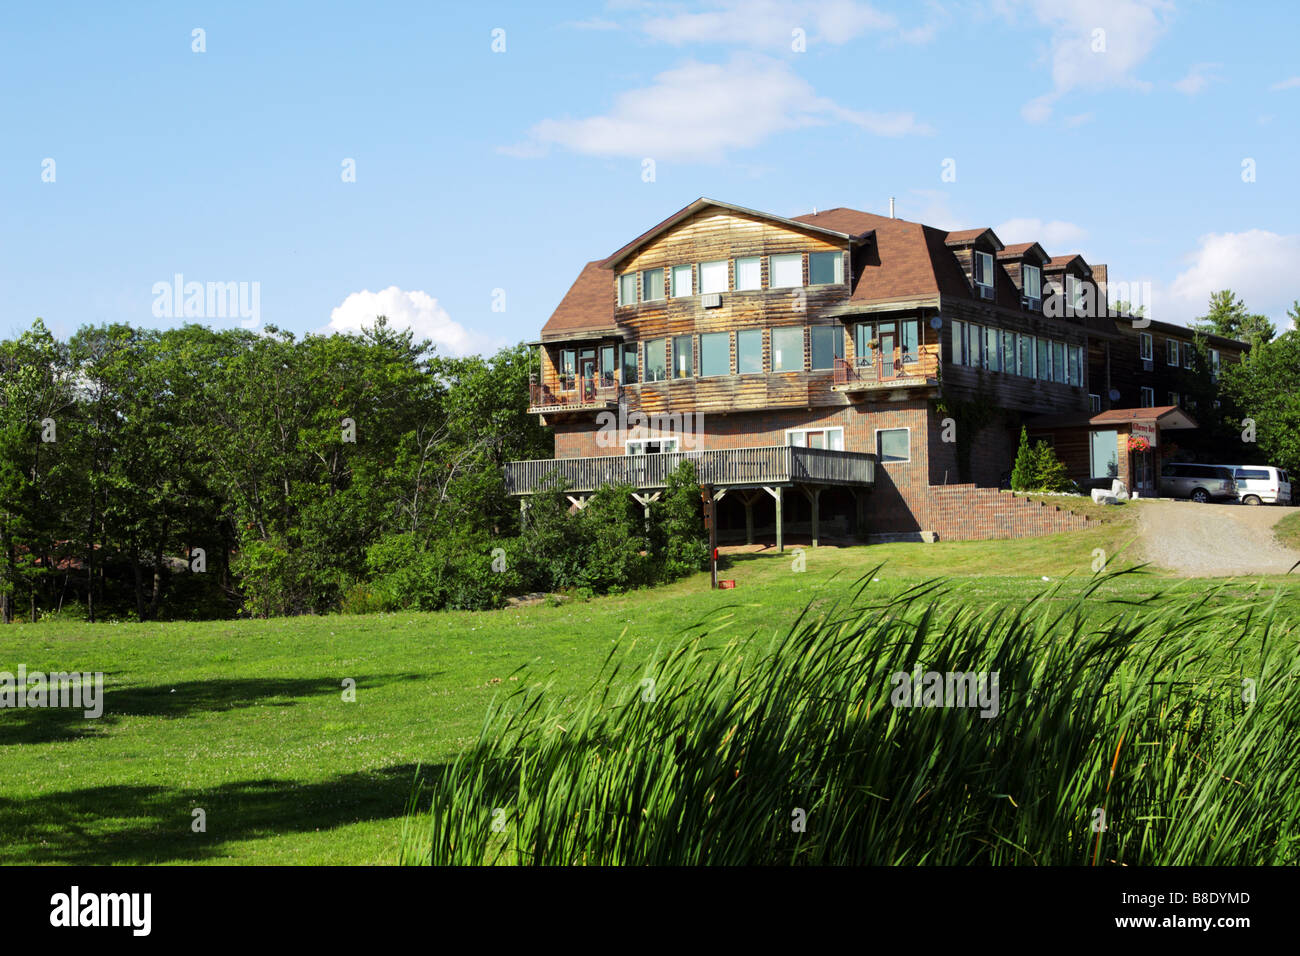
[904,189,963,230]
[1164,230,1300,324]
[1269,76,1300,91]
[1009,0,1173,123]
[995,217,1089,251]
[1063,111,1095,128]
[1173,62,1219,95]
[506,54,931,163]
[322,287,502,357]
[639,0,907,48]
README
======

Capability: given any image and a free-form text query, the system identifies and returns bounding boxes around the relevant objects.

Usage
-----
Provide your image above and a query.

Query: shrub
[1010,428,1034,491]
[654,462,710,581]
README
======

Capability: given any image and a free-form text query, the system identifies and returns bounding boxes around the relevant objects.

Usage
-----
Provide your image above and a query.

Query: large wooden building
[505,199,1248,542]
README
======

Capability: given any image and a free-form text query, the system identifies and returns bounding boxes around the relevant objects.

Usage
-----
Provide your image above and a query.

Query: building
[505,198,1247,543]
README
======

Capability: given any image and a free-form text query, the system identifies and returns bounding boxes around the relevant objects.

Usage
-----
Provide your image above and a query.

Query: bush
[654,462,710,581]
[1009,431,1076,493]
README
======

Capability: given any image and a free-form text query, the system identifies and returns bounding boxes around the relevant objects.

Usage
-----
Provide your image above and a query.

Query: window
[671,264,693,298]
[1037,338,1050,380]
[1018,334,1035,378]
[1023,264,1042,306]
[699,260,728,294]
[1210,348,1220,381]
[626,438,678,455]
[559,348,576,388]
[1002,330,1016,375]
[1052,341,1067,384]
[951,319,966,365]
[809,252,843,285]
[984,326,1000,372]
[1068,275,1086,313]
[1182,341,1193,369]
[1089,393,1101,412]
[974,251,994,290]
[810,326,844,370]
[966,323,984,368]
[672,335,693,378]
[876,428,911,463]
[601,345,616,386]
[737,329,763,373]
[621,343,638,385]
[771,326,804,372]
[1139,332,1153,361]
[700,332,730,377]
[1089,430,1119,480]
[1068,345,1082,387]
[769,253,803,288]
[901,320,920,362]
[642,268,665,301]
[644,338,667,382]
[787,427,844,451]
[1166,339,1179,366]
[1168,392,1180,407]
[735,256,762,291]
[1140,386,1155,407]
[618,274,637,306]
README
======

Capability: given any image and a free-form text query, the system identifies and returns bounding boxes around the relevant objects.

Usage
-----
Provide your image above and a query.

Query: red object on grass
[719,580,736,589]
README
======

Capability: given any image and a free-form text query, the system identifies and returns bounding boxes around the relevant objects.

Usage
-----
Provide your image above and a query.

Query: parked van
[1208,465,1292,505]
[1158,463,1238,503]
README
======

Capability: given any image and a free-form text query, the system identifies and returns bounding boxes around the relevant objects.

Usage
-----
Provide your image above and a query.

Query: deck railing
[833,349,939,387]
[529,379,621,411]
[505,445,875,495]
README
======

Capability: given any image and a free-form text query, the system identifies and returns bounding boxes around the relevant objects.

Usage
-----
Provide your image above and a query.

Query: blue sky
[3,0,1298,354]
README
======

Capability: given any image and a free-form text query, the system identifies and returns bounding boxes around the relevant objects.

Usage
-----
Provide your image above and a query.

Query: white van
[1210,465,1292,505]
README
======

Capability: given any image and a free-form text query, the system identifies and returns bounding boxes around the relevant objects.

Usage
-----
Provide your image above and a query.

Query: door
[579,354,597,400]
[877,321,897,377]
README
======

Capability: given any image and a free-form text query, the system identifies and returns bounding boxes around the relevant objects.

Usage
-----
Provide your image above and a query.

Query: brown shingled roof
[998,241,1049,263]
[1046,254,1092,275]
[539,259,616,339]
[944,227,1005,251]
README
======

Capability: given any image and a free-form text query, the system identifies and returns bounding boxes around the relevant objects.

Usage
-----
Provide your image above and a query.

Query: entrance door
[578,354,597,400]
[877,321,897,377]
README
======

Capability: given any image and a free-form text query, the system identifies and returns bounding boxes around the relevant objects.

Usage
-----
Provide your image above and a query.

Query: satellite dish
[1109,389,1121,402]
[929,316,943,330]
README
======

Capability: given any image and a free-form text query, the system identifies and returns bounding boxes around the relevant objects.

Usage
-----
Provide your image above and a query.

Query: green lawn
[1275,510,1300,550]
[3,518,1296,865]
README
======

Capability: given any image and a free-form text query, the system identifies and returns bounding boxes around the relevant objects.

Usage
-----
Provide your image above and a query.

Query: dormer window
[1067,275,1086,314]
[617,273,637,306]
[1022,264,1042,308]
[641,268,665,302]
[974,251,994,293]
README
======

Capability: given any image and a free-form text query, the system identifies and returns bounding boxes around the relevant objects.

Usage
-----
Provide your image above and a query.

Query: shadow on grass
[0,672,440,745]
[0,762,439,864]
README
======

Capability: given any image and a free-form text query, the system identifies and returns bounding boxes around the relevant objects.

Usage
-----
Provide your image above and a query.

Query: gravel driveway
[1135,501,1300,576]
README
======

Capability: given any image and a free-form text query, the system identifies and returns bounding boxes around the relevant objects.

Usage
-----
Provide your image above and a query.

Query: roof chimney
[889,196,895,219]
[812,206,817,215]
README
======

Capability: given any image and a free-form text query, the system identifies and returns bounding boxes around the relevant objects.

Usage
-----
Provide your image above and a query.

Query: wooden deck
[831,351,939,395]
[504,445,876,495]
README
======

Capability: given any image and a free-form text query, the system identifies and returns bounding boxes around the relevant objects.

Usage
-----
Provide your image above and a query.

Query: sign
[1131,420,1158,448]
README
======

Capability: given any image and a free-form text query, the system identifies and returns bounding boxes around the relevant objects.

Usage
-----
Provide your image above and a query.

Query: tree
[1010,428,1034,491]
[1220,329,1300,478]
[1191,290,1275,346]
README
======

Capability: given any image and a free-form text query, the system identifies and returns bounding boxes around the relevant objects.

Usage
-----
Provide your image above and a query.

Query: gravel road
[1135,501,1300,576]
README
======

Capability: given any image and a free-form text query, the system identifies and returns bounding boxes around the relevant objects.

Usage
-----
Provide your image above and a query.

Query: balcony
[505,445,876,495]
[529,378,621,415]
[832,349,940,397]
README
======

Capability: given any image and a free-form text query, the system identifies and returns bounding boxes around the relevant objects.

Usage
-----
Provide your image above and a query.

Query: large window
[671,264,693,298]
[1001,330,1016,374]
[810,326,843,370]
[984,326,1000,372]
[809,251,843,285]
[1037,338,1050,380]
[626,437,678,455]
[621,343,637,385]
[1023,264,1042,306]
[1052,341,1067,384]
[1139,332,1153,361]
[672,335,693,378]
[559,348,576,388]
[1182,341,1193,369]
[618,274,637,306]
[769,253,803,288]
[601,345,616,386]
[700,332,730,377]
[641,268,665,301]
[901,320,920,361]
[1068,275,1086,313]
[644,338,667,382]
[876,428,911,463]
[699,260,728,294]
[1068,345,1083,386]
[736,329,763,373]
[1089,430,1119,480]
[771,326,804,372]
[1166,339,1179,366]
[1018,334,1035,378]
[735,256,762,291]
[951,319,966,365]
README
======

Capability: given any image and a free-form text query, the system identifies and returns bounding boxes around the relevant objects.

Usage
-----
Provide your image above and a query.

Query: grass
[402,573,1300,865]
[2,525,1296,864]
[1275,511,1300,550]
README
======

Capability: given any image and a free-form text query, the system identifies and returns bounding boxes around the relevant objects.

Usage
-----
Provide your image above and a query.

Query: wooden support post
[742,491,755,545]
[763,485,784,553]
[799,485,823,548]
[701,485,718,588]
[631,491,660,532]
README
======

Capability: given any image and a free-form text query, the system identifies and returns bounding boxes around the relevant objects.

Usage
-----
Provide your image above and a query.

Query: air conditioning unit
[978,285,994,301]
[702,293,723,309]
[1142,358,1153,371]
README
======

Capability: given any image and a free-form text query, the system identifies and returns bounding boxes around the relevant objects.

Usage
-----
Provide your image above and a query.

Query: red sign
[718,580,736,589]
[1131,420,1158,448]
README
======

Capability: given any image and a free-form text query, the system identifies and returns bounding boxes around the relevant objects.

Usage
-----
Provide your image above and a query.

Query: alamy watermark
[0,665,104,718]
[890,668,999,718]
[151,274,260,328]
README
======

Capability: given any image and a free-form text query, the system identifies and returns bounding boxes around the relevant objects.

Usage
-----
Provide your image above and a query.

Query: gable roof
[540,259,616,339]
[944,227,1005,251]
[998,241,1049,263]
[1045,254,1092,276]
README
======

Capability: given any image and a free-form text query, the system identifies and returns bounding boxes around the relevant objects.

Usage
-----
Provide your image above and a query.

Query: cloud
[322,287,502,357]
[1269,76,1300,91]
[1009,0,1173,123]
[638,0,912,48]
[505,53,931,163]
[904,189,963,230]
[994,217,1089,251]
[1173,62,1219,95]
[1164,230,1300,323]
